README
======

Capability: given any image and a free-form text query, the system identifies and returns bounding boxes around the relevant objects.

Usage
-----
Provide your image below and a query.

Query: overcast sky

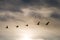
[0,0,60,40]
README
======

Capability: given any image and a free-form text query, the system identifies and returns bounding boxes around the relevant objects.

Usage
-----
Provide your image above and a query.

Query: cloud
[21,0,60,8]
[0,0,22,12]
[0,0,60,12]
[44,0,60,7]
[28,12,41,19]
[0,11,25,22]
[51,12,60,20]
[0,14,14,21]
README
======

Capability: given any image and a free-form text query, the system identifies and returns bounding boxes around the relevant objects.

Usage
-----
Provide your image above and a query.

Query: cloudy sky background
[0,0,60,40]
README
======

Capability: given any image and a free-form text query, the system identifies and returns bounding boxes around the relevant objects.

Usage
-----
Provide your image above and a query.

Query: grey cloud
[20,0,60,8]
[29,12,41,19]
[21,0,41,5]
[0,0,60,12]
[50,13,60,20]
[0,15,14,21]
[0,0,23,12]
[44,0,60,7]
[0,14,24,22]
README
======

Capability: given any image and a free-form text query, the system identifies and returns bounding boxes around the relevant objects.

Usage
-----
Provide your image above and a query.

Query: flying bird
[16,25,19,28]
[26,24,28,26]
[37,21,40,25]
[45,21,50,25]
[6,26,8,29]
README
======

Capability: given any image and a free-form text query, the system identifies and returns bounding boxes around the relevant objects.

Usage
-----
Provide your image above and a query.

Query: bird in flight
[16,25,19,28]
[6,26,8,29]
[37,21,40,25]
[45,21,50,25]
[26,24,28,26]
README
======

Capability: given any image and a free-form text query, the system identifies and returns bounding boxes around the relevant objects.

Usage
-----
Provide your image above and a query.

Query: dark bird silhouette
[6,26,8,29]
[45,21,50,25]
[16,25,19,28]
[37,21,40,25]
[26,24,28,26]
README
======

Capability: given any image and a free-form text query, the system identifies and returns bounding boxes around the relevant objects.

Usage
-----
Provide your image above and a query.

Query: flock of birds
[5,21,50,29]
